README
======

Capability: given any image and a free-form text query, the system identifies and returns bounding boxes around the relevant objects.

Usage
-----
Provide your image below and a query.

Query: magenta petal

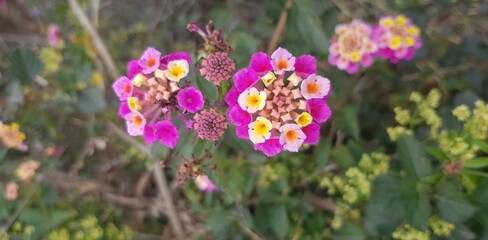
[295,55,317,78]
[302,122,320,144]
[346,63,359,74]
[154,121,179,148]
[236,125,249,140]
[228,105,252,126]
[143,125,157,145]
[248,52,272,76]
[127,60,143,79]
[177,87,204,113]
[225,87,240,107]
[160,52,192,69]
[233,68,259,92]
[254,138,282,157]
[118,101,131,118]
[307,99,332,123]
[360,54,374,67]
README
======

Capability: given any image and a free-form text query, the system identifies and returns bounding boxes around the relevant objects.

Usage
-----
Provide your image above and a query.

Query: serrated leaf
[76,86,107,113]
[398,135,432,179]
[435,181,476,223]
[463,157,488,169]
[338,105,360,140]
[313,139,330,167]
[8,49,43,82]
[296,5,328,54]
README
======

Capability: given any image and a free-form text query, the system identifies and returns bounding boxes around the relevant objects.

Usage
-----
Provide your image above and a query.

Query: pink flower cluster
[329,16,422,74]
[226,47,332,157]
[113,47,204,148]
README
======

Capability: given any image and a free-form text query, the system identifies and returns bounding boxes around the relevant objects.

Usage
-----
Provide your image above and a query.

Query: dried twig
[107,122,184,238]
[267,0,293,54]
[68,0,119,80]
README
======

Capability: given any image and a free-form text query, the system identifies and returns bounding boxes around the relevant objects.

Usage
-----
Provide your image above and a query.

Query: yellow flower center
[170,66,184,78]
[255,122,270,136]
[127,97,142,111]
[296,112,313,127]
[247,95,262,107]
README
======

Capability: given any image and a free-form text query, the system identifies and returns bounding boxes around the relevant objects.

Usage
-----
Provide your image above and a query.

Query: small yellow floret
[295,112,313,127]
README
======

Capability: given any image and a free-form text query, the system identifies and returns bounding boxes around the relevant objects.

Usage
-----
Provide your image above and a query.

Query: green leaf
[295,5,329,54]
[426,147,449,162]
[330,145,355,169]
[420,172,443,185]
[269,204,289,238]
[463,157,488,169]
[232,32,259,67]
[196,76,218,101]
[473,179,488,210]
[333,222,365,240]
[76,87,107,113]
[338,105,360,140]
[365,175,405,235]
[8,49,43,82]
[398,135,432,179]
[401,181,430,230]
[313,139,330,167]
[471,140,488,154]
[435,181,476,223]
[207,207,231,239]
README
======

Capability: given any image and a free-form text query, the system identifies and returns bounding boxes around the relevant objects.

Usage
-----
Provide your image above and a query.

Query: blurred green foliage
[1,0,487,239]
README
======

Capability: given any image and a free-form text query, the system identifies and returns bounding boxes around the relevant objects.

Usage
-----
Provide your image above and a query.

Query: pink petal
[225,87,240,107]
[144,125,157,145]
[345,63,359,74]
[118,101,131,118]
[233,68,259,92]
[307,99,332,123]
[227,105,252,126]
[254,138,282,157]
[112,76,133,101]
[160,52,192,69]
[177,87,204,113]
[154,120,179,148]
[360,54,374,67]
[302,122,320,144]
[295,55,317,78]
[127,60,143,79]
[236,125,249,140]
[248,52,272,76]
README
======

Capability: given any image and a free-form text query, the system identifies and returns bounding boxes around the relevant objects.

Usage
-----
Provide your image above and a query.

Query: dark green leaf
[8,49,43,82]
[435,181,476,223]
[313,139,330,167]
[420,172,443,185]
[463,157,488,169]
[269,204,288,238]
[295,5,329,54]
[330,145,355,169]
[398,135,432,179]
[338,105,360,140]
[76,87,107,113]
[426,147,449,162]
[333,222,365,240]
[196,76,218,101]
[473,179,488,210]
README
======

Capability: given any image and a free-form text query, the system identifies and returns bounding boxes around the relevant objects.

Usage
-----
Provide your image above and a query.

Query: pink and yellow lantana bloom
[226,47,332,157]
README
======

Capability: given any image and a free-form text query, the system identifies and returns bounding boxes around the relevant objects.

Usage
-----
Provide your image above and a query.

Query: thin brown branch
[267,0,293,54]
[68,0,119,80]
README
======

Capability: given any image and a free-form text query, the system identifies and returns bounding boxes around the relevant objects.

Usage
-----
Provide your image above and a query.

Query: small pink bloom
[228,105,252,126]
[4,182,19,201]
[194,109,228,141]
[294,55,316,78]
[236,125,249,140]
[160,52,192,69]
[194,175,218,192]
[233,68,260,92]
[124,111,146,136]
[302,122,320,144]
[254,138,283,157]
[306,99,332,123]
[248,52,273,76]
[300,74,331,100]
[118,101,131,118]
[112,76,133,101]
[200,52,235,86]
[225,87,240,107]
[177,87,204,113]
[270,47,296,74]
[127,60,143,79]
[138,47,161,74]
[47,24,60,47]
[154,120,179,148]
[279,124,306,152]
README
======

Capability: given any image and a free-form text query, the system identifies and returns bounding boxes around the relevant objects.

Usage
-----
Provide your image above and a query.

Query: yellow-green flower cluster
[8,222,35,238]
[39,47,63,76]
[463,101,488,140]
[320,153,390,229]
[387,126,413,141]
[258,164,280,188]
[394,107,411,125]
[392,224,429,240]
[438,130,478,161]
[452,105,470,121]
[428,215,455,237]
[47,215,133,240]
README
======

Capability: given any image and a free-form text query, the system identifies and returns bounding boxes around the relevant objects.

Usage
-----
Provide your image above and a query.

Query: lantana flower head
[0,121,27,151]
[112,47,204,148]
[226,47,332,157]
[328,20,378,74]
[372,15,422,63]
